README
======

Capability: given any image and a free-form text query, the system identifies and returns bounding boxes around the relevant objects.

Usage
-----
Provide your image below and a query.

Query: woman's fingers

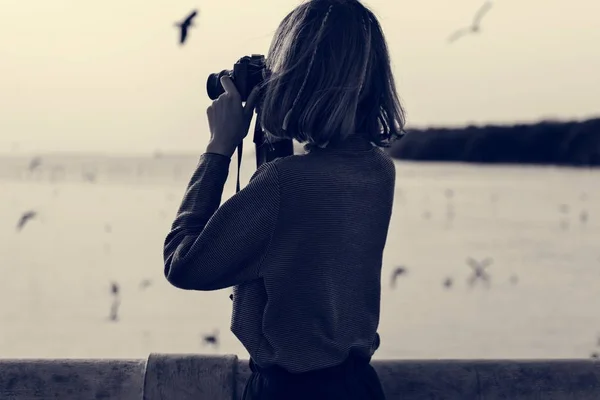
[220,75,241,100]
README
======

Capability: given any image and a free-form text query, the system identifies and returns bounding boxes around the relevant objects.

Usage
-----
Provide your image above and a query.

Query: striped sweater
[164,134,396,373]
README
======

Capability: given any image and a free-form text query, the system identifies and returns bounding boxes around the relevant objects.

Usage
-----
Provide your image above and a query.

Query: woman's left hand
[206,75,260,157]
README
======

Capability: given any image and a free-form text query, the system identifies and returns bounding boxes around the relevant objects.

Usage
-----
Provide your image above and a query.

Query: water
[1,153,600,360]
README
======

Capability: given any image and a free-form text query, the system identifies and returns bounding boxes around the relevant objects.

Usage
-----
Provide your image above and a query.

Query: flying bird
[16,210,37,231]
[466,257,492,287]
[390,266,408,288]
[110,281,120,295]
[201,330,219,347]
[109,281,120,322]
[176,9,199,45]
[443,277,453,289]
[448,1,493,44]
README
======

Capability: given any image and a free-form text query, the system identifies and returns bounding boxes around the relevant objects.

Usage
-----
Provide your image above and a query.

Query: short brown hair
[258,0,406,151]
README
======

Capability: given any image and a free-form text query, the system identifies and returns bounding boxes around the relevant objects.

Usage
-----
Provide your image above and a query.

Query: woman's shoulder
[373,147,396,169]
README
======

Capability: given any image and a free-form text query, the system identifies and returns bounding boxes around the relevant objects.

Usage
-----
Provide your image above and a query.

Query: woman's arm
[164,153,280,291]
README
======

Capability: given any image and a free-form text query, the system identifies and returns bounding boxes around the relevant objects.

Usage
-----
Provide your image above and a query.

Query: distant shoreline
[387,117,600,168]
[3,117,599,168]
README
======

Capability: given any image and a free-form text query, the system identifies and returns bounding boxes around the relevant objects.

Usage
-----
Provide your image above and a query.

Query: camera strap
[235,141,242,193]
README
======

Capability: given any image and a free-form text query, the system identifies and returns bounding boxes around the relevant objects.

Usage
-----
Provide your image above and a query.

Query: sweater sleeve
[163,153,280,291]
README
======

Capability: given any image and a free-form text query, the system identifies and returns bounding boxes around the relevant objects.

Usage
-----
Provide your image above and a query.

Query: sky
[1,0,599,154]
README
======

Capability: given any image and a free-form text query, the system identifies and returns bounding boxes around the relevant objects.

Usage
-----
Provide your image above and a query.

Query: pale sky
[1,0,598,154]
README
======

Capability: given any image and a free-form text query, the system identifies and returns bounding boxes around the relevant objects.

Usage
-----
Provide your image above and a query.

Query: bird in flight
[390,266,408,288]
[175,9,199,45]
[16,210,37,232]
[466,257,493,287]
[443,277,453,289]
[110,281,120,296]
[201,330,219,347]
[448,1,493,44]
[109,281,120,322]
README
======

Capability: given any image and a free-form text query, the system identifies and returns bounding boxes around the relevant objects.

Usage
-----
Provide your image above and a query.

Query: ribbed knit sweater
[164,134,396,373]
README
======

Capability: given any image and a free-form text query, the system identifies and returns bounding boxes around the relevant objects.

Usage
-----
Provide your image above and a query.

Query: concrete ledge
[2,356,600,399]
[370,360,600,399]
[143,354,236,400]
[0,359,145,400]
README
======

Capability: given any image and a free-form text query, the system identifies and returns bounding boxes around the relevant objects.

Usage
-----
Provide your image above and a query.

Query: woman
[163,0,405,398]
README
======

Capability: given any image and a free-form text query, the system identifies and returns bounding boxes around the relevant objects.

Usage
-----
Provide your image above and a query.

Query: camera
[206,54,294,169]
[206,55,266,101]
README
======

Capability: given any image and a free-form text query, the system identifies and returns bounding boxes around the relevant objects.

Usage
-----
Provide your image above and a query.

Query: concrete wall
[2,355,600,399]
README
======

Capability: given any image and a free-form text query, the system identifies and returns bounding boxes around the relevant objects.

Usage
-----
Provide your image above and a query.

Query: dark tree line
[387,117,600,167]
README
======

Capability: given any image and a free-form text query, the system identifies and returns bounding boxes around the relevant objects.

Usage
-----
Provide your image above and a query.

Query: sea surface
[1,152,599,360]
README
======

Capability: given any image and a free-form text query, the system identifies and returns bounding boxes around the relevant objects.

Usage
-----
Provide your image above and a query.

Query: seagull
[443,277,453,289]
[390,266,407,288]
[201,330,219,347]
[466,257,492,287]
[110,281,120,295]
[16,210,37,231]
[176,9,199,45]
[109,281,120,322]
[448,1,493,44]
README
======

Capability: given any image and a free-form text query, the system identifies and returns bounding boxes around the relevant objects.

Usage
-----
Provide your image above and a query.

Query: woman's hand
[206,75,260,157]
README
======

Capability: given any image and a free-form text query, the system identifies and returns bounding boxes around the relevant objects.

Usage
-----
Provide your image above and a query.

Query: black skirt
[242,354,386,400]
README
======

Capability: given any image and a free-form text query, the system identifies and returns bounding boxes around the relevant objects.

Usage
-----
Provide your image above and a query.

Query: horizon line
[2,114,598,157]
